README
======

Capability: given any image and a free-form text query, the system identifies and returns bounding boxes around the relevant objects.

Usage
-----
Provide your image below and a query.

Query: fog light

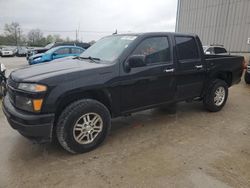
[33,99,43,112]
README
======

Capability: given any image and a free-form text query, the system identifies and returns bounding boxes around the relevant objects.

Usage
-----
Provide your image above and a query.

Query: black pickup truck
[2,32,244,154]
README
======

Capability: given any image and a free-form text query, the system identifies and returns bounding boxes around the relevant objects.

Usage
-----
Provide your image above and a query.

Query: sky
[0,0,178,42]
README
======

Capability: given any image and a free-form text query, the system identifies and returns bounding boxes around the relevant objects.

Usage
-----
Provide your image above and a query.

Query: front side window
[55,48,70,55]
[175,36,199,60]
[132,37,171,64]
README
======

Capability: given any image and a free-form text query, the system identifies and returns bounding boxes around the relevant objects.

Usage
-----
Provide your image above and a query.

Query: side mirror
[126,55,146,70]
[51,52,58,59]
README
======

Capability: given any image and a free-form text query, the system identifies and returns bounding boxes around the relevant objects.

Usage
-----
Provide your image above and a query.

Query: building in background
[176,0,250,53]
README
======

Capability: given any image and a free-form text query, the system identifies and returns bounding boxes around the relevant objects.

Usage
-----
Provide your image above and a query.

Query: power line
[0,28,130,34]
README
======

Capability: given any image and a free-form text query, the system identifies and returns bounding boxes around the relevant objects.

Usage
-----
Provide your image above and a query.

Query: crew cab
[2,32,244,154]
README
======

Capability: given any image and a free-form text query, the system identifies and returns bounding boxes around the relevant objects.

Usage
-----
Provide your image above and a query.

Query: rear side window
[132,37,171,64]
[175,36,199,60]
[214,47,227,54]
[71,48,83,54]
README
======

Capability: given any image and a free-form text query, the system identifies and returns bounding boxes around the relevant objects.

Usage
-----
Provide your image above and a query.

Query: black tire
[203,79,228,112]
[56,99,111,154]
[244,72,250,84]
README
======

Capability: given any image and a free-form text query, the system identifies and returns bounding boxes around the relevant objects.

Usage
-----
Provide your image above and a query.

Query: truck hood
[10,58,110,83]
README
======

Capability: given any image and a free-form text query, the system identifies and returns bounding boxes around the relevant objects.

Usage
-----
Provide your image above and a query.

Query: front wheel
[56,99,111,154]
[203,79,228,112]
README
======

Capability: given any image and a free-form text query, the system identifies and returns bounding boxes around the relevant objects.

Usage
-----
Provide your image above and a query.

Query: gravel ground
[0,57,250,188]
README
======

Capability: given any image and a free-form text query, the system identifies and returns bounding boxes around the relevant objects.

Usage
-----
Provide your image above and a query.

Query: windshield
[80,35,137,62]
[2,48,12,51]
[45,47,58,54]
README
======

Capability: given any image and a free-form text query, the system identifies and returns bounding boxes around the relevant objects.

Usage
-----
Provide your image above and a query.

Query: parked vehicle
[0,63,6,97]
[28,46,85,65]
[26,42,91,60]
[16,47,28,57]
[244,64,250,84]
[2,32,244,154]
[203,45,228,55]
[0,48,15,57]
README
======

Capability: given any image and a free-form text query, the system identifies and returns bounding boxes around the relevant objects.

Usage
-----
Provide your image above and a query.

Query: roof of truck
[113,32,198,37]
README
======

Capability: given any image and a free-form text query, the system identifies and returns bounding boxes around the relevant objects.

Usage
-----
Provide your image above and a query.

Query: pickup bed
[2,32,244,154]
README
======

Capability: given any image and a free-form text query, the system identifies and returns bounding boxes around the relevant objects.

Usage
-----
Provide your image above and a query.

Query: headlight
[18,83,47,92]
[16,96,43,112]
[34,57,42,61]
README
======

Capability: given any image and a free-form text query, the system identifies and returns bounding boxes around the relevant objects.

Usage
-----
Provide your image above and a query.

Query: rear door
[174,36,206,100]
[120,36,176,112]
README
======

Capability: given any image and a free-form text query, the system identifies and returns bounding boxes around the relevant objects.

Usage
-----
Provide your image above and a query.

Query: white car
[1,48,15,57]
[0,63,6,97]
[203,45,228,55]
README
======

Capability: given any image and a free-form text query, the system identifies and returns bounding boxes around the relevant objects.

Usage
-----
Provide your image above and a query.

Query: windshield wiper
[74,56,100,63]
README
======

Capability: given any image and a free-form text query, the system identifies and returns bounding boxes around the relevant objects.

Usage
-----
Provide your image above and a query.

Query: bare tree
[4,22,22,46]
[27,29,43,45]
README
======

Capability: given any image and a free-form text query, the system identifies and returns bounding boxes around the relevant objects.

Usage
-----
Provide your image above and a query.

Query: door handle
[164,68,174,73]
[195,65,203,69]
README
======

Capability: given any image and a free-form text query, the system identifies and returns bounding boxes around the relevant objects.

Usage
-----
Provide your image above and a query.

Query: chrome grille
[6,78,18,105]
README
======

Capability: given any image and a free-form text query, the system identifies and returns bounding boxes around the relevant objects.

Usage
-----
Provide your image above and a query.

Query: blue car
[28,46,85,65]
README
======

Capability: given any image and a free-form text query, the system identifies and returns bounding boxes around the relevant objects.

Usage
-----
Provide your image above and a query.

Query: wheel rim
[214,86,225,106]
[73,113,103,144]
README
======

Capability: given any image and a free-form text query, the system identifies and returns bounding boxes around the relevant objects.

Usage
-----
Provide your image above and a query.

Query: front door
[120,36,176,113]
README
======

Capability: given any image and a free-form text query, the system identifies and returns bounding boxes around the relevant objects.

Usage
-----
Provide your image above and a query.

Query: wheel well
[215,72,232,86]
[55,90,112,119]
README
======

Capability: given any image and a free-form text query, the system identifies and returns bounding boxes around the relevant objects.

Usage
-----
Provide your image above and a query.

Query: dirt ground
[0,57,250,188]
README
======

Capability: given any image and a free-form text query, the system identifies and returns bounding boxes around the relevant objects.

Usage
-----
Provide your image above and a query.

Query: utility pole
[75,29,78,42]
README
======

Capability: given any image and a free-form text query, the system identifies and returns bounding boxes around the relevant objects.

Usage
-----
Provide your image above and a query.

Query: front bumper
[2,95,55,143]
[2,53,14,57]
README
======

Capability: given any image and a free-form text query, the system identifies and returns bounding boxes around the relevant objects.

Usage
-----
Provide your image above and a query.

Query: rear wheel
[56,99,111,154]
[203,79,228,112]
